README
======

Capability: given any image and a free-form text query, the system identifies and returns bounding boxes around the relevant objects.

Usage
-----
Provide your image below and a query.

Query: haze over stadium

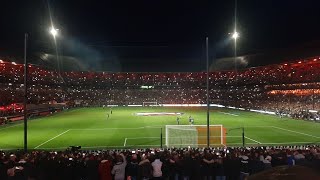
[1,0,320,72]
[0,0,320,179]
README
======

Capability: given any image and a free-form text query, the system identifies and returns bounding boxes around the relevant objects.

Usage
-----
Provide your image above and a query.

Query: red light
[284,63,288,66]
[298,61,302,64]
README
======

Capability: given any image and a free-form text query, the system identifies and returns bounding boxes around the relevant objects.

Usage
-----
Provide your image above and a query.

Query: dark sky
[1,0,320,72]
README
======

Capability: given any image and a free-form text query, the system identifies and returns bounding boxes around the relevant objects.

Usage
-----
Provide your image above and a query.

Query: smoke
[210,56,248,71]
[37,37,122,72]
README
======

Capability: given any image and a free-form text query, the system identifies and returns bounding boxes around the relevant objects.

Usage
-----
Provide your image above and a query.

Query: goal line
[124,137,160,147]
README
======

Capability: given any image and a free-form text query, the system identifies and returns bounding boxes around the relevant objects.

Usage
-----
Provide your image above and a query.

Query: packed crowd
[0,145,319,180]
[1,57,320,119]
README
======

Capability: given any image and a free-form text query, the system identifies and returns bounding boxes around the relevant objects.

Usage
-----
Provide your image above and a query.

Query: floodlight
[50,27,59,37]
[232,31,239,39]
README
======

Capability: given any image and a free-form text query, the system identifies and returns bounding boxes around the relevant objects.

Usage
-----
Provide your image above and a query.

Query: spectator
[126,154,139,180]
[112,153,127,180]
[139,154,153,180]
[99,155,113,180]
[239,154,250,180]
[151,153,163,179]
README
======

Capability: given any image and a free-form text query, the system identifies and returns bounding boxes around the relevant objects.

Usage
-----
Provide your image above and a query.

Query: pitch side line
[124,137,161,147]
[0,148,23,151]
[71,126,274,131]
[271,126,320,139]
[250,142,317,145]
[34,129,71,149]
[28,141,320,150]
[71,126,163,131]
[0,124,21,131]
[219,112,239,116]
[224,126,273,128]
[244,136,262,144]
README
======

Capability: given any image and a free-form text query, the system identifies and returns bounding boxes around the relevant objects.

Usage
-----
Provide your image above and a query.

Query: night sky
[1,0,320,72]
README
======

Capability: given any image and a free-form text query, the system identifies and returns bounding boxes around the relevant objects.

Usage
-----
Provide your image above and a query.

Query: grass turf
[0,107,319,150]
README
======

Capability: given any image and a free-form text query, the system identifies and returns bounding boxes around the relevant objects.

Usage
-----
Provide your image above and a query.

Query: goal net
[142,102,158,107]
[165,125,226,148]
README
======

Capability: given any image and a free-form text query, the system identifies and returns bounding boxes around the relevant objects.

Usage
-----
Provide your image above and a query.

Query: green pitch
[0,107,319,150]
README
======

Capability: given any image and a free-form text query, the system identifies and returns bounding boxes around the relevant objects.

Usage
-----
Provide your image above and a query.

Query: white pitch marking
[219,112,239,116]
[251,142,316,145]
[244,136,262,144]
[71,126,162,130]
[126,137,160,139]
[28,141,320,150]
[34,129,70,149]
[271,126,320,139]
[0,124,21,131]
[124,138,127,147]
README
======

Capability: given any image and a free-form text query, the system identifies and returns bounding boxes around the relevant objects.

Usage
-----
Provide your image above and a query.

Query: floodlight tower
[232,30,239,76]
[49,26,62,76]
[206,37,210,147]
[232,0,239,108]
[231,0,244,146]
[23,26,60,152]
[23,33,28,152]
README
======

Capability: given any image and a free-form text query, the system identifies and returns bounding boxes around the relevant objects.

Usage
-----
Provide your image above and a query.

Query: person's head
[154,153,160,160]
[141,154,148,160]
[131,154,138,162]
[9,154,16,162]
[116,155,123,162]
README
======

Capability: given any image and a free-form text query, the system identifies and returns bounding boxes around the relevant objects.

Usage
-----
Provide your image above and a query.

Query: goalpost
[142,102,158,107]
[165,125,226,148]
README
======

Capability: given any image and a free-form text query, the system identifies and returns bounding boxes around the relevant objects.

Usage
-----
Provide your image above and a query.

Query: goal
[142,102,158,107]
[165,125,226,148]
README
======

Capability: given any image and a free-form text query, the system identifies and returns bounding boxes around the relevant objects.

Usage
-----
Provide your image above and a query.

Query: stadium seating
[1,58,320,179]
[0,145,319,179]
[1,57,320,121]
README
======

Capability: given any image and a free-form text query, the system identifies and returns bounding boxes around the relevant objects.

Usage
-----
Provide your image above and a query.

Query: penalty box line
[34,129,71,149]
[271,126,320,139]
[244,136,262,144]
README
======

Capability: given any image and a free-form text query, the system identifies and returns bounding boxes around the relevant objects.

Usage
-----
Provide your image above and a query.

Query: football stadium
[1,56,320,179]
[0,106,320,150]
[1,0,320,179]
[1,56,320,150]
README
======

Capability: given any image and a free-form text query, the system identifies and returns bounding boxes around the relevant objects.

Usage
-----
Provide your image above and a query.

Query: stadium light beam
[48,25,64,82]
[232,31,239,40]
[50,27,59,37]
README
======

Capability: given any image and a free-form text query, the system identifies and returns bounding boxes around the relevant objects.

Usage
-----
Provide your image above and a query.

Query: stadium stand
[0,146,319,179]
[1,56,320,121]
[1,57,320,179]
